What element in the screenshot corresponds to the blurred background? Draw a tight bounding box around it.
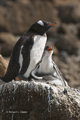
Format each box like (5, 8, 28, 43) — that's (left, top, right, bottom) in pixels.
(0, 0, 80, 89)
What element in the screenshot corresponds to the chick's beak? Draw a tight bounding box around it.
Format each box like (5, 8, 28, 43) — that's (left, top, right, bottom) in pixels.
(48, 47, 53, 52)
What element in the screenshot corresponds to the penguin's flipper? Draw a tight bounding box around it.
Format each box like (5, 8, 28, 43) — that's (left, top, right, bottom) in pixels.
(19, 37, 34, 76)
(31, 65, 43, 80)
(52, 61, 67, 87)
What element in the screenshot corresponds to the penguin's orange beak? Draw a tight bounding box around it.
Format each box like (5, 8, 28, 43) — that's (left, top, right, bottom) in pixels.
(48, 22, 57, 26)
(48, 47, 53, 52)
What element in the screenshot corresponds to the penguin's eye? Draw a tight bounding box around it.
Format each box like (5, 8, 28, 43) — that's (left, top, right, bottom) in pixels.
(37, 20, 44, 26)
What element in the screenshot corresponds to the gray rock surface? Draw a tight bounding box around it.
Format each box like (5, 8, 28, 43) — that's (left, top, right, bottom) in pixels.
(0, 80, 80, 120)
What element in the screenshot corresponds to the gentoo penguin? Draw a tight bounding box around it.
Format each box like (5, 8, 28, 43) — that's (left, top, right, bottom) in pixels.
(0, 20, 57, 82)
(31, 46, 68, 86)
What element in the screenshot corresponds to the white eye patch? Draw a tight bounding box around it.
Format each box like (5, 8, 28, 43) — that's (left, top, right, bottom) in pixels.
(37, 20, 44, 26)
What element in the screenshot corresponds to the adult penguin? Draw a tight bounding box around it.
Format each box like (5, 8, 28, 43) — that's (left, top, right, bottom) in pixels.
(0, 20, 56, 82)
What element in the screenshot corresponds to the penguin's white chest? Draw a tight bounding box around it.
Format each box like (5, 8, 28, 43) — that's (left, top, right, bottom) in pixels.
(38, 58, 53, 75)
(24, 34, 47, 78)
(31, 35, 47, 63)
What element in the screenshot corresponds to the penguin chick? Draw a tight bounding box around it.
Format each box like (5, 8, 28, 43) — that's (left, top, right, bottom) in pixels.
(31, 46, 68, 87)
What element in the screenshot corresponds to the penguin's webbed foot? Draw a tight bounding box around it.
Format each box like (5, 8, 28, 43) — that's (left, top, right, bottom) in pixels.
(15, 75, 27, 81)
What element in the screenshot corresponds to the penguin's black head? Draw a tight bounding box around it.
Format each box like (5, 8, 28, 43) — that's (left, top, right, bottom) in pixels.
(29, 20, 57, 35)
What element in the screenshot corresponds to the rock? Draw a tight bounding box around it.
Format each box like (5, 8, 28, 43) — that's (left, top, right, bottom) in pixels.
(57, 3, 80, 23)
(0, 80, 80, 120)
(58, 23, 78, 35)
(76, 23, 80, 39)
(0, 54, 8, 77)
(0, 32, 17, 56)
(54, 0, 79, 6)
(72, 4, 80, 23)
(54, 34, 79, 55)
